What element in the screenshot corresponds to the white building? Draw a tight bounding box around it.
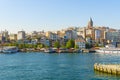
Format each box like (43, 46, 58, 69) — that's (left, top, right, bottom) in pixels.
(0, 30, 8, 42)
(77, 27, 86, 38)
(46, 31, 58, 40)
(17, 31, 26, 40)
(2, 30, 8, 38)
(95, 29, 101, 42)
(105, 31, 120, 43)
(40, 37, 50, 46)
(65, 30, 77, 40)
(75, 37, 86, 49)
(9, 34, 17, 41)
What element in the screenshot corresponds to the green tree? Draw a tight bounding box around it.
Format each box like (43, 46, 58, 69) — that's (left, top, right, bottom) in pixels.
(61, 44, 66, 48)
(45, 45, 49, 48)
(37, 44, 44, 48)
(33, 44, 37, 49)
(74, 45, 79, 49)
(95, 42, 99, 47)
(66, 39, 75, 49)
(18, 44, 24, 49)
(54, 41, 60, 48)
(85, 42, 92, 49)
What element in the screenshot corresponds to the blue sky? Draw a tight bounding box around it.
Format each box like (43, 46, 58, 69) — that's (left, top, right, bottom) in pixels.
(0, 0, 120, 33)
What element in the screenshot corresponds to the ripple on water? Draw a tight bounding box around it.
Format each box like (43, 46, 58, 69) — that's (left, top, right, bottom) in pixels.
(0, 52, 119, 80)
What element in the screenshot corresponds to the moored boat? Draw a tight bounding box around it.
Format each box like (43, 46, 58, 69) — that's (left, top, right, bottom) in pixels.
(44, 48, 56, 53)
(2, 46, 18, 53)
(96, 48, 120, 53)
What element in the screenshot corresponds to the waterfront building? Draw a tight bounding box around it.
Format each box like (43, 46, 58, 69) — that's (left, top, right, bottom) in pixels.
(72, 30, 78, 39)
(94, 27, 109, 45)
(52, 33, 59, 41)
(40, 36, 50, 47)
(43, 40, 50, 47)
(46, 31, 58, 41)
(45, 31, 52, 38)
(2, 30, 8, 40)
(0, 35, 5, 42)
(31, 31, 38, 37)
(95, 29, 101, 43)
(30, 39, 38, 44)
(0, 30, 9, 42)
(17, 30, 26, 40)
(65, 30, 77, 40)
(77, 27, 86, 39)
(65, 30, 73, 39)
(105, 30, 120, 44)
(56, 30, 65, 39)
(75, 36, 86, 49)
(9, 34, 17, 41)
(86, 37, 92, 44)
(56, 30, 68, 46)
(37, 30, 45, 37)
(49, 33, 59, 47)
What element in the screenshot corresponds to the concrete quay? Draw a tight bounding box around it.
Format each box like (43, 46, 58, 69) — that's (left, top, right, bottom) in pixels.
(94, 63, 120, 75)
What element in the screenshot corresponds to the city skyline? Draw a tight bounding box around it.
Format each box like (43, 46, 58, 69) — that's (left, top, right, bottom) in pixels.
(0, 0, 120, 33)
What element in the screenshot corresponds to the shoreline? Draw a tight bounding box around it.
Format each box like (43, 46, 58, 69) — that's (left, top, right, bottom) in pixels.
(19, 48, 96, 53)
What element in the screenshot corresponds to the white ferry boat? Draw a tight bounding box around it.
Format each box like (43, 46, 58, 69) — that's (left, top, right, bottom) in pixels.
(96, 44, 120, 53)
(96, 48, 120, 53)
(2, 46, 18, 53)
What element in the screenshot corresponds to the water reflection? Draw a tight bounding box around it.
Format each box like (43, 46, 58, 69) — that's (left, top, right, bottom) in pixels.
(94, 70, 120, 79)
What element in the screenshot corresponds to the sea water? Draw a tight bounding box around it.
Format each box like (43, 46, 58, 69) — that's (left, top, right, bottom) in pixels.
(0, 52, 120, 80)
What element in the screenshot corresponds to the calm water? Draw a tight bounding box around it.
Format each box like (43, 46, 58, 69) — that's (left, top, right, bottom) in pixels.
(0, 52, 120, 80)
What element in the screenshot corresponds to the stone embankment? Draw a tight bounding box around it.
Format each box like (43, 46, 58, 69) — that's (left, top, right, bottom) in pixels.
(94, 63, 120, 75)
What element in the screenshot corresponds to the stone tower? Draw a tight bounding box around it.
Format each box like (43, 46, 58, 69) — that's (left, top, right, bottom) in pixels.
(88, 18, 93, 28)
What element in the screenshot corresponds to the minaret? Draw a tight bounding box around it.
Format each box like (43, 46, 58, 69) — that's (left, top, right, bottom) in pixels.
(88, 18, 93, 28)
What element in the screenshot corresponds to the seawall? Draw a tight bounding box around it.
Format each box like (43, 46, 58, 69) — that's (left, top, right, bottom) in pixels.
(94, 63, 120, 75)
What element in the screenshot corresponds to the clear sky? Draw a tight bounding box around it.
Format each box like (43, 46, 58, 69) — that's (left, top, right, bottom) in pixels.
(0, 0, 120, 33)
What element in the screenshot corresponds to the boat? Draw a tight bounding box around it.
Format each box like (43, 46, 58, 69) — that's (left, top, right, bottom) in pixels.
(2, 46, 18, 53)
(95, 44, 120, 54)
(95, 48, 120, 53)
(44, 48, 56, 53)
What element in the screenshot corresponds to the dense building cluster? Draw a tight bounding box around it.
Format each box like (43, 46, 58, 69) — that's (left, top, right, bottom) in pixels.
(0, 18, 120, 49)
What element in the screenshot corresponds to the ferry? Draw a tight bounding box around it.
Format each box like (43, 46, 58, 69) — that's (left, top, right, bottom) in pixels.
(2, 46, 18, 53)
(96, 48, 120, 53)
(95, 44, 120, 54)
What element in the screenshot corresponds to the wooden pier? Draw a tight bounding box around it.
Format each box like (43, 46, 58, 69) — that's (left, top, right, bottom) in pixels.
(94, 63, 120, 75)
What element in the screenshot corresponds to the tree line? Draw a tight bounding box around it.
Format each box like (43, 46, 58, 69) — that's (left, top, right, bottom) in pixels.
(1, 39, 93, 49)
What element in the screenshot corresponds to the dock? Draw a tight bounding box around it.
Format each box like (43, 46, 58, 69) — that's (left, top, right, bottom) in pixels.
(94, 63, 120, 75)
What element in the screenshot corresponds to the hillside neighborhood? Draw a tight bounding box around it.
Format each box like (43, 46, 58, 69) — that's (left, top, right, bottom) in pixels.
(0, 18, 120, 52)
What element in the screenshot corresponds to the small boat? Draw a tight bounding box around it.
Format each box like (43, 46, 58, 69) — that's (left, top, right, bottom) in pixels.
(44, 48, 56, 53)
(2, 46, 18, 53)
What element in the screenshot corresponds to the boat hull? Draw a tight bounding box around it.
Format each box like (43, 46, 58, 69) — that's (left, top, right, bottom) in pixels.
(2, 46, 18, 53)
(96, 49, 120, 54)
